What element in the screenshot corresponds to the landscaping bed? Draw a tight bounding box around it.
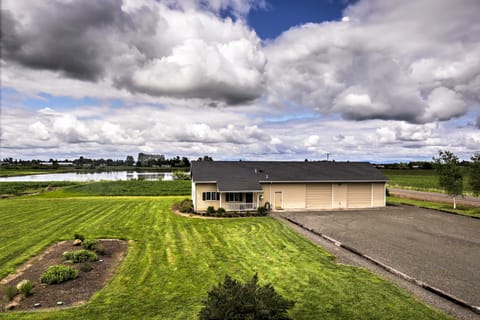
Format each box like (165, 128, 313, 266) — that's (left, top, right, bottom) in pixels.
(0, 239, 127, 312)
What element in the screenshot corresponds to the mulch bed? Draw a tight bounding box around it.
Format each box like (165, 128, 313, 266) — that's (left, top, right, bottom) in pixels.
(0, 239, 128, 312)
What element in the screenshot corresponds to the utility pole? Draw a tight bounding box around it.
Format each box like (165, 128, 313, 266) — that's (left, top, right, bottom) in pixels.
(325, 153, 331, 161)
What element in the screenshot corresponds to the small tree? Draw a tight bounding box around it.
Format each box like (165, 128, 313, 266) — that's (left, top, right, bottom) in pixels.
(433, 150, 463, 208)
(199, 274, 294, 320)
(172, 170, 191, 180)
(470, 153, 480, 196)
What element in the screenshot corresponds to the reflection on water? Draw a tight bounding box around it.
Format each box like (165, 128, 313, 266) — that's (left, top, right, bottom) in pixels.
(0, 171, 174, 182)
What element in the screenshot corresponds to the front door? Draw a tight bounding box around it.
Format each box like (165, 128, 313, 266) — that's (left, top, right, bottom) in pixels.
(245, 192, 253, 203)
(274, 192, 283, 209)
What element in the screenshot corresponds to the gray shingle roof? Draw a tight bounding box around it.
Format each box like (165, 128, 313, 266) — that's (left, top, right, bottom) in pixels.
(191, 161, 388, 192)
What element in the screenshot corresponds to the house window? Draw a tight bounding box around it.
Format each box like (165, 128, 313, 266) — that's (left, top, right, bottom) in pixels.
(226, 193, 243, 202)
(202, 192, 219, 201)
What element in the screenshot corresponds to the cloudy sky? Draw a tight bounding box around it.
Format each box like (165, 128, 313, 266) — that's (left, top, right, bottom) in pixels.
(1, 0, 479, 162)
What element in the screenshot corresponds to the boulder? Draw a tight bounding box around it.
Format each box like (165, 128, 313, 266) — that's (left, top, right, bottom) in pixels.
(73, 239, 82, 246)
(6, 301, 19, 310)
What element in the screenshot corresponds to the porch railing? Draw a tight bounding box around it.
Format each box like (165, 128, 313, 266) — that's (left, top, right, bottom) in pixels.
(224, 203, 257, 211)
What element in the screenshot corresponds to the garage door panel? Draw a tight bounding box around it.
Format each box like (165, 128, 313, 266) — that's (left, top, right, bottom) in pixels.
(306, 184, 332, 209)
(347, 183, 371, 208)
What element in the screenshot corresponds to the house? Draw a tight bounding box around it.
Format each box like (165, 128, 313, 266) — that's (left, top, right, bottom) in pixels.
(191, 161, 388, 212)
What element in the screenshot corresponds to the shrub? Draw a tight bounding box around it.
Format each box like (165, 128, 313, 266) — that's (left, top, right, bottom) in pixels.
(80, 263, 93, 273)
(198, 273, 295, 320)
(73, 233, 85, 241)
(40, 265, 78, 284)
(257, 206, 268, 216)
(16, 279, 33, 297)
(82, 239, 99, 251)
(206, 206, 216, 215)
(216, 207, 226, 216)
(63, 249, 98, 263)
(6, 286, 17, 301)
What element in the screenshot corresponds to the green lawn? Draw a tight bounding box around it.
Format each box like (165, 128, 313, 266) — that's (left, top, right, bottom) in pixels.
(0, 196, 450, 319)
(381, 169, 473, 194)
(387, 196, 480, 218)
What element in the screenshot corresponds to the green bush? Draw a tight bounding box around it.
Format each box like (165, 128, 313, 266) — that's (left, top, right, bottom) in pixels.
(80, 263, 93, 273)
(206, 206, 216, 215)
(216, 207, 226, 216)
(63, 249, 98, 263)
(40, 265, 78, 284)
(16, 279, 33, 297)
(82, 239, 99, 251)
(179, 199, 194, 213)
(257, 206, 268, 216)
(6, 286, 17, 301)
(199, 273, 295, 320)
(73, 233, 85, 241)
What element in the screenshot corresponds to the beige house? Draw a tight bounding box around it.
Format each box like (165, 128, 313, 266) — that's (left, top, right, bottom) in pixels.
(191, 161, 388, 212)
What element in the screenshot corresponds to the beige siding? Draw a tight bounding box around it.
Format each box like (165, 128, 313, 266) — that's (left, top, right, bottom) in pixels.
(332, 184, 347, 208)
(347, 183, 372, 208)
(306, 184, 332, 209)
(372, 183, 385, 207)
(259, 183, 306, 209)
(195, 183, 219, 211)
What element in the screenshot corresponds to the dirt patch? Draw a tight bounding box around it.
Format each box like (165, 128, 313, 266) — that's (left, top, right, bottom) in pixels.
(0, 239, 128, 312)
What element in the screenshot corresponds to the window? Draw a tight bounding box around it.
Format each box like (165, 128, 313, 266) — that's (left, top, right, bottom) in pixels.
(226, 193, 243, 202)
(202, 192, 219, 201)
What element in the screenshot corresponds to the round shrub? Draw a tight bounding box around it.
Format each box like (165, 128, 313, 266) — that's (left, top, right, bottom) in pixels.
(40, 265, 78, 284)
(206, 206, 216, 215)
(216, 207, 226, 216)
(63, 249, 98, 263)
(16, 279, 33, 297)
(73, 233, 85, 241)
(6, 286, 17, 301)
(82, 239, 99, 251)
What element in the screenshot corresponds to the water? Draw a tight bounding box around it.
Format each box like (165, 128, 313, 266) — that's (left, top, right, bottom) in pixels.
(0, 171, 174, 182)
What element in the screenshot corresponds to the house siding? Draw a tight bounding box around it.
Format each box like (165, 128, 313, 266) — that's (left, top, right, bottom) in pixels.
(195, 183, 219, 211)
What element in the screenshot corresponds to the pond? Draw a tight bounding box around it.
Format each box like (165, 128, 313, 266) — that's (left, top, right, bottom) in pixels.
(0, 171, 174, 182)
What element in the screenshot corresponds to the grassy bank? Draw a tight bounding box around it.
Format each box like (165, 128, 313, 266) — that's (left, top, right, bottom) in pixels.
(0, 180, 191, 197)
(381, 169, 473, 194)
(0, 196, 450, 319)
(387, 196, 480, 218)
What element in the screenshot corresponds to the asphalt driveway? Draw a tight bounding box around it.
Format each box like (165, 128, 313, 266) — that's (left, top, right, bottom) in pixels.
(281, 205, 480, 307)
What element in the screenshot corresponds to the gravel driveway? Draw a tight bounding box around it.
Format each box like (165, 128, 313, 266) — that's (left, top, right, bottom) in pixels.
(281, 205, 480, 307)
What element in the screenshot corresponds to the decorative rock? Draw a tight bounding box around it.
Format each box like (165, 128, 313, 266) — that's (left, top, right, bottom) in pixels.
(6, 301, 19, 310)
(33, 303, 41, 308)
(73, 239, 82, 246)
(57, 301, 63, 305)
(99, 259, 104, 262)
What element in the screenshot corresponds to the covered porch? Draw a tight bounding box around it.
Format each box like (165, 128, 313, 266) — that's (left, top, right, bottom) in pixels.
(220, 192, 263, 211)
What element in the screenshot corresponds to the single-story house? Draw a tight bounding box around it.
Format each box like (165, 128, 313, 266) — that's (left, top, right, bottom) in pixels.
(191, 161, 388, 212)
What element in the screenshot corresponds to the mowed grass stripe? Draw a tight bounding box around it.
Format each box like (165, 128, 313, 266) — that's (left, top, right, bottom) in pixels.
(0, 197, 451, 320)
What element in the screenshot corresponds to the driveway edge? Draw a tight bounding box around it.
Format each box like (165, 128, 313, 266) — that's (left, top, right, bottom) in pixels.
(280, 214, 480, 315)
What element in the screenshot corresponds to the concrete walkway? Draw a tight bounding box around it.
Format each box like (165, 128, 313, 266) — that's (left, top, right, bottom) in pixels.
(390, 188, 480, 207)
(280, 206, 480, 309)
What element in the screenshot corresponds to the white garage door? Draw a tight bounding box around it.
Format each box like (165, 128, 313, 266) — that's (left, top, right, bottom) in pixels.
(306, 184, 332, 209)
(347, 183, 371, 208)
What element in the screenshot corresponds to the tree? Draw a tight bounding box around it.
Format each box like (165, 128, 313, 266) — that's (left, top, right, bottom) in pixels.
(125, 156, 135, 167)
(469, 153, 480, 196)
(172, 170, 190, 180)
(433, 150, 463, 208)
(198, 274, 294, 320)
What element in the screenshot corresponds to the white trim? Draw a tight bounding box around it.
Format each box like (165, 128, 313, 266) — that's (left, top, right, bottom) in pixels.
(259, 180, 387, 183)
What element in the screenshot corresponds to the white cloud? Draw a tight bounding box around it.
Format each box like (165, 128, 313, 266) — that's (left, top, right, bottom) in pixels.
(264, 0, 480, 123)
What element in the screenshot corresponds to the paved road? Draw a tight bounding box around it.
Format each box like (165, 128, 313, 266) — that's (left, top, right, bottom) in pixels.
(281, 206, 480, 307)
(390, 188, 480, 207)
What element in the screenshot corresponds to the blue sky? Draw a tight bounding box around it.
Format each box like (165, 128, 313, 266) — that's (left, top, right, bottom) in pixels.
(1, 0, 479, 162)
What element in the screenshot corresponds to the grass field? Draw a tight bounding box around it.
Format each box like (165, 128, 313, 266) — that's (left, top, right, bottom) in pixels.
(0, 180, 191, 197)
(387, 196, 480, 218)
(0, 195, 450, 319)
(381, 169, 473, 194)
